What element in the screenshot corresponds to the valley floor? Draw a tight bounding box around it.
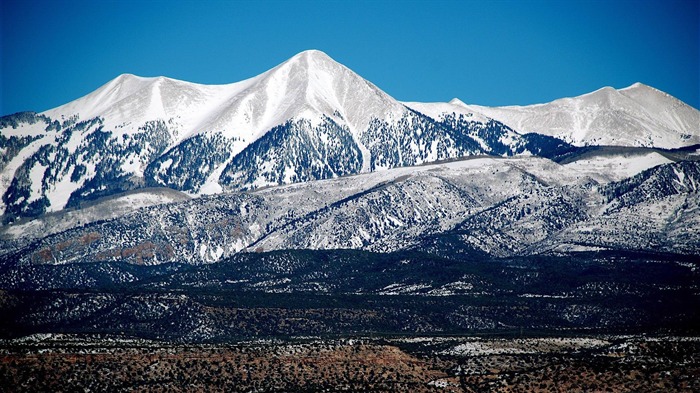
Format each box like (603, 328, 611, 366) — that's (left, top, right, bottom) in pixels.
(1, 251, 698, 391)
(1, 335, 698, 392)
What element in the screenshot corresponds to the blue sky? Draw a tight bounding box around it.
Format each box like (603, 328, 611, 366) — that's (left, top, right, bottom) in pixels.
(2, 0, 698, 115)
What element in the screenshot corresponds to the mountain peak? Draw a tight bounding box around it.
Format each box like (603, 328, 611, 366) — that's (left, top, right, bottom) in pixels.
(584, 85, 616, 97)
(113, 72, 145, 81)
(294, 49, 332, 60)
(283, 49, 338, 72)
(621, 82, 649, 91)
(618, 82, 668, 99)
(232, 48, 402, 135)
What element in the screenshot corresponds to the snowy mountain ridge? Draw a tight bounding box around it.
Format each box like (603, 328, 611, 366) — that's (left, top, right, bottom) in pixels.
(435, 82, 700, 148)
(0, 50, 539, 222)
(1, 50, 698, 223)
(39, 50, 403, 160)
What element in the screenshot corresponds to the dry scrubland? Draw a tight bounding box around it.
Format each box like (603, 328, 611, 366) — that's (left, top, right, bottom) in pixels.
(1, 335, 698, 392)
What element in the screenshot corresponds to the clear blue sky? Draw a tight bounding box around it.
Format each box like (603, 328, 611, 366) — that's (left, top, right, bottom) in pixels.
(2, 0, 698, 116)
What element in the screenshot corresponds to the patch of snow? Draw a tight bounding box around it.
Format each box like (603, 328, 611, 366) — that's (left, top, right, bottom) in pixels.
(378, 283, 431, 295)
(564, 152, 672, 182)
(44, 170, 82, 213)
(0, 135, 51, 209)
(26, 163, 47, 204)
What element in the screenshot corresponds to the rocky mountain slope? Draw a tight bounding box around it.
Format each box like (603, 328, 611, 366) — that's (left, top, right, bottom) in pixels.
(2, 154, 697, 267)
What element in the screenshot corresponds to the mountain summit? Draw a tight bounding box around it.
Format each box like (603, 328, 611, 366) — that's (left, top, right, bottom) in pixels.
(216, 49, 405, 138)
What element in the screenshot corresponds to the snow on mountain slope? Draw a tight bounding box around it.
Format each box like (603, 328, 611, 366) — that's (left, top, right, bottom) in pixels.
(109, 51, 538, 194)
(0, 188, 190, 256)
(29, 50, 406, 188)
(1, 156, 563, 265)
(197, 50, 406, 148)
(42, 74, 244, 143)
(402, 99, 549, 157)
(548, 160, 700, 255)
(34, 50, 397, 143)
(453, 83, 700, 148)
(563, 151, 673, 182)
(251, 157, 579, 253)
(6, 156, 698, 266)
(403, 99, 491, 123)
(617, 83, 700, 136)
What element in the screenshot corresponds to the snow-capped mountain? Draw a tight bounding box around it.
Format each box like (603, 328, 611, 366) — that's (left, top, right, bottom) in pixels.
(438, 83, 700, 148)
(2, 51, 698, 224)
(3, 49, 699, 349)
(0, 50, 554, 223)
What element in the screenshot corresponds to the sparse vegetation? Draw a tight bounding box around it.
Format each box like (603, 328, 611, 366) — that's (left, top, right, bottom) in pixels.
(0, 335, 697, 392)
